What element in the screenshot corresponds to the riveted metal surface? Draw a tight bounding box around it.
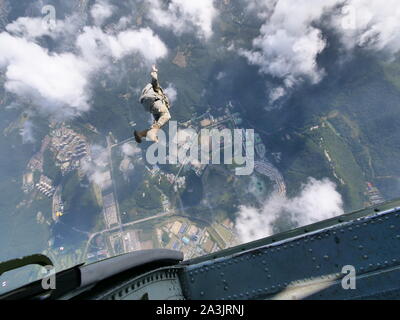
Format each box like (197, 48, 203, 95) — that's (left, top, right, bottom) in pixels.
(303, 264, 400, 300)
(93, 267, 184, 300)
(180, 207, 400, 300)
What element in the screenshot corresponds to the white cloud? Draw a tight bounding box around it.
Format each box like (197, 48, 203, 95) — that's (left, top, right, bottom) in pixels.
(242, 0, 400, 102)
(76, 26, 168, 64)
(5, 14, 82, 41)
(331, 0, 400, 55)
(0, 13, 168, 120)
(0, 32, 92, 117)
(148, 0, 217, 39)
(240, 0, 339, 102)
(245, 0, 277, 19)
(19, 120, 35, 143)
(164, 83, 177, 104)
(91, 0, 115, 26)
(235, 178, 344, 243)
(81, 145, 111, 189)
(269, 86, 286, 103)
(121, 142, 140, 157)
(91, 145, 109, 168)
(115, 17, 130, 31)
(6, 17, 55, 39)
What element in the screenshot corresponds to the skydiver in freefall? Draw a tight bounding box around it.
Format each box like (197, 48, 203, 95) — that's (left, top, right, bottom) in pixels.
(134, 65, 171, 143)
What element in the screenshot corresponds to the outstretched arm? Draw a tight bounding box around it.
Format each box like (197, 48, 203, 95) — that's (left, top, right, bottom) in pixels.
(150, 65, 170, 108)
(151, 65, 162, 92)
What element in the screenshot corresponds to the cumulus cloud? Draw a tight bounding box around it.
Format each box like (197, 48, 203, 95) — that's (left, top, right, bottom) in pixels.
(6, 17, 56, 39)
(121, 142, 141, 157)
(91, 0, 115, 26)
(147, 0, 217, 39)
(91, 145, 109, 168)
(5, 14, 82, 42)
(240, 0, 339, 102)
(76, 26, 168, 64)
(242, 0, 400, 103)
(164, 83, 177, 104)
(235, 178, 344, 243)
(331, 0, 400, 55)
(0, 14, 168, 119)
(81, 145, 111, 189)
(19, 120, 35, 144)
(245, 0, 278, 19)
(0, 32, 92, 117)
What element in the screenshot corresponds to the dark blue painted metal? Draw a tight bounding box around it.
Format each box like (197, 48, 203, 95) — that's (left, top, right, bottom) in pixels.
(180, 207, 400, 300)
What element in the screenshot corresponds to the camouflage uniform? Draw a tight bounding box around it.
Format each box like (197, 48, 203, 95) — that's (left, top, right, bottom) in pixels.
(135, 69, 171, 143)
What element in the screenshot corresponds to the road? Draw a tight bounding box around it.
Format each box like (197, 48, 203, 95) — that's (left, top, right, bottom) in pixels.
(83, 211, 172, 257)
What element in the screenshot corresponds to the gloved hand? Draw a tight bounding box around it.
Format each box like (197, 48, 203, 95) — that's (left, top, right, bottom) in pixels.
(150, 65, 159, 83)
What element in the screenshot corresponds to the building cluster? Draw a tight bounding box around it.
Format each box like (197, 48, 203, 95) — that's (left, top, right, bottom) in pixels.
(201, 233, 221, 254)
(172, 175, 186, 191)
(179, 109, 241, 178)
(197, 106, 268, 172)
(22, 172, 34, 193)
(365, 182, 385, 205)
(199, 112, 231, 130)
(109, 233, 124, 255)
(27, 154, 43, 172)
(36, 175, 55, 197)
(222, 218, 235, 229)
(161, 194, 170, 213)
(86, 228, 156, 263)
(121, 229, 154, 254)
(49, 125, 90, 175)
(161, 220, 200, 252)
(254, 160, 287, 196)
(121, 230, 141, 253)
(103, 193, 119, 229)
(159, 219, 221, 259)
(147, 165, 160, 177)
(52, 186, 65, 221)
(23, 136, 52, 193)
(144, 164, 186, 193)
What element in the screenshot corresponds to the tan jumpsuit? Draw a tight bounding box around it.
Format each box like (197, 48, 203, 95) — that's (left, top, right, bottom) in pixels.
(139, 71, 171, 130)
